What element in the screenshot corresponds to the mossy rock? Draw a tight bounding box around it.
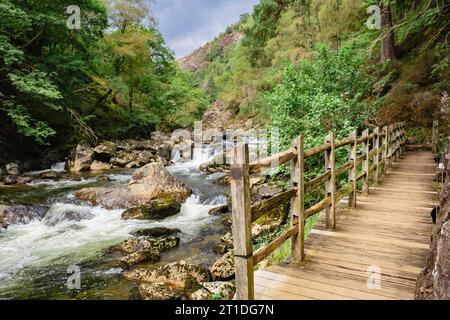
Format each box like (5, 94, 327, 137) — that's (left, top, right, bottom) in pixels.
(122, 199, 181, 220)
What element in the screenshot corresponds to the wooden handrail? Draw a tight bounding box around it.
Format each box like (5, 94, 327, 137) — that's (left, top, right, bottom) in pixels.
(230, 122, 407, 300)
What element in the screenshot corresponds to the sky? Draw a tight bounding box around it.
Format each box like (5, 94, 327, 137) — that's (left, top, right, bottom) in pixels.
(151, 0, 260, 58)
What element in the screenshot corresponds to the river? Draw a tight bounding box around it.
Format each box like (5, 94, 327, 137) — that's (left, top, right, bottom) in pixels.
(0, 147, 229, 299)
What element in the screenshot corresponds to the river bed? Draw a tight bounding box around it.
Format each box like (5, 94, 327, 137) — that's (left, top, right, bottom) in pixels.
(0, 152, 229, 299)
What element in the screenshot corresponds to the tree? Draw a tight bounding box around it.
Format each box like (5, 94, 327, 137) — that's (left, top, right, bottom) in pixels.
(380, 1, 396, 62)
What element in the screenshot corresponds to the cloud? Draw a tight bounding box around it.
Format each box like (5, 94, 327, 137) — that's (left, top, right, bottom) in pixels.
(151, 0, 259, 58)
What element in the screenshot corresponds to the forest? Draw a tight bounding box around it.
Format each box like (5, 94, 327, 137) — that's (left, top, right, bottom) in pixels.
(0, 0, 449, 302)
(1, 0, 449, 168)
(0, 0, 207, 168)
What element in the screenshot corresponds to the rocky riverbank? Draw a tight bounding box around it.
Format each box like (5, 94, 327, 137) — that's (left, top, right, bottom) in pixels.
(0, 130, 291, 300)
(415, 140, 450, 300)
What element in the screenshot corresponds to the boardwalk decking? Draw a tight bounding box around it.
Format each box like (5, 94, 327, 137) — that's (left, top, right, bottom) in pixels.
(254, 150, 436, 300)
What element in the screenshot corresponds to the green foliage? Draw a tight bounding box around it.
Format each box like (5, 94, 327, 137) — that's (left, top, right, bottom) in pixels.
(0, 0, 208, 162)
(0, 0, 107, 148)
(266, 41, 374, 149)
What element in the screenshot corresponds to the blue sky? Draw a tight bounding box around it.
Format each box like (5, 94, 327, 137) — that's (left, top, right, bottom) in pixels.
(151, 0, 259, 58)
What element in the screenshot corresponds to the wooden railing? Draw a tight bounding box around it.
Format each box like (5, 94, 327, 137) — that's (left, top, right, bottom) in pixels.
(230, 122, 407, 300)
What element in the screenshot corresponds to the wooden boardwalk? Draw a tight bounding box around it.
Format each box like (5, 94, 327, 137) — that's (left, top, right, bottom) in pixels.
(254, 150, 435, 300)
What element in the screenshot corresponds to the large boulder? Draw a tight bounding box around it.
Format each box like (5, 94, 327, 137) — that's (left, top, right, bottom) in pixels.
(90, 160, 113, 171)
(122, 199, 181, 220)
(123, 260, 212, 289)
(93, 141, 116, 162)
(191, 281, 236, 300)
(5, 162, 20, 175)
(131, 227, 181, 238)
(111, 236, 180, 255)
(110, 236, 180, 268)
(67, 143, 94, 172)
(3, 176, 18, 185)
(76, 162, 192, 209)
(0, 205, 47, 229)
(210, 251, 235, 281)
(139, 282, 186, 300)
(208, 205, 229, 216)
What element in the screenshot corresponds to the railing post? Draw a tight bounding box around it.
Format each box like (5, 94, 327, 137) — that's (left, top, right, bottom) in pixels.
(432, 119, 439, 154)
(325, 132, 336, 229)
(382, 126, 388, 176)
(230, 143, 254, 300)
(399, 122, 405, 156)
(362, 129, 370, 195)
(348, 130, 357, 207)
(394, 124, 400, 162)
(387, 125, 393, 170)
(291, 136, 305, 262)
(374, 127, 380, 185)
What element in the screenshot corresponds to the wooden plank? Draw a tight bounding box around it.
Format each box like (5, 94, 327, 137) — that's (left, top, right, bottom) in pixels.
(325, 132, 336, 229)
(305, 196, 332, 218)
(348, 130, 357, 207)
(251, 189, 296, 222)
(305, 171, 331, 193)
(373, 127, 381, 185)
(304, 142, 331, 159)
(249, 148, 296, 174)
(291, 136, 305, 262)
(255, 274, 356, 300)
(268, 265, 412, 300)
(230, 144, 254, 300)
(335, 160, 353, 176)
(362, 129, 370, 195)
(257, 270, 398, 300)
(253, 149, 434, 301)
(253, 225, 298, 264)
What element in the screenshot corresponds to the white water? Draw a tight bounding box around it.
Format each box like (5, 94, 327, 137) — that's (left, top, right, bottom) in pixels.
(0, 151, 226, 296)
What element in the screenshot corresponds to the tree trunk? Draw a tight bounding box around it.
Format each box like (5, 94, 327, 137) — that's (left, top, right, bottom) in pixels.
(380, 3, 396, 63)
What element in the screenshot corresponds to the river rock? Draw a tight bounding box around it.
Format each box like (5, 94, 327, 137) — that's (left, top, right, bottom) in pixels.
(90, 160, 113, 171)
(6, 162, 20, 175)
(123, 260, 212, 289)
(3, 176, 18, 185)
(93, 141, 116, 162)
(68, 143, 94, 172)
(210, 252, 235, 281)
(111, 236, 180, 268)
(208, 205, 229, 216)
(190, 281, 236, 300)
(110, 156, 130, 168)
(111, 236, 180, 255)
(189, 288, 210, 300)
(0, 205, 47, 229)
(139, 282, 185, 300)
(131, 227, 181, 238)
(120, 248, 161, 267)
(76, 162, 192, 209)
(122, 199, 181, 220)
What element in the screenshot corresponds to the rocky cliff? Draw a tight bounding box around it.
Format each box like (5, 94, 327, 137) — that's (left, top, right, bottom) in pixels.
(415, 137, 450, 299)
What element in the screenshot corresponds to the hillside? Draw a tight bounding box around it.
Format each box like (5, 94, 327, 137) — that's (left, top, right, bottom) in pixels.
(179, 0, 449, 147)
